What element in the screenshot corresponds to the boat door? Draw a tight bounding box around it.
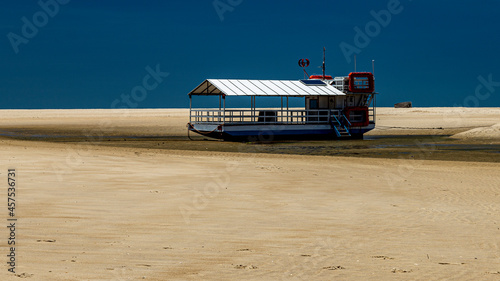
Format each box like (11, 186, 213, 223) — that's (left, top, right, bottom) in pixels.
(346, 95, 355, 107)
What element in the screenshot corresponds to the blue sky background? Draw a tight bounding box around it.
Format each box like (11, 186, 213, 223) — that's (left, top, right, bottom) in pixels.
(1, 0, 499, 109)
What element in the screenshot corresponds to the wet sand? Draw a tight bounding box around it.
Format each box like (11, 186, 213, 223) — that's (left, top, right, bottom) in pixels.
(0, 108, 499, 280)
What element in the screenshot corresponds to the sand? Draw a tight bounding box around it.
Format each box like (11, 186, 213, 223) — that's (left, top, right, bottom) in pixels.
(372, 107, 500, 137)
(0, 108, 499, 280)
(451, 123, 500, 140)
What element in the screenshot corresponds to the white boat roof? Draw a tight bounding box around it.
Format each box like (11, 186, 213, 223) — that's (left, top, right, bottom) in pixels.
(188, 79, 346, 96)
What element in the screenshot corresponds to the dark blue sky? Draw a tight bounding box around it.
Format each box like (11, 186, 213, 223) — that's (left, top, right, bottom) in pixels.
(1, 0, 500, 109)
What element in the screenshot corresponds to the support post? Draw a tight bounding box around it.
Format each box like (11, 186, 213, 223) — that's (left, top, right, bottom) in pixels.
(281, 97, 283, 123)
(251, 96, 254, 123)
(189, 95, 192, 123)
(223, 95, 226, 125)
(252, 96, 256, 123)
(286, 97, 289, 123)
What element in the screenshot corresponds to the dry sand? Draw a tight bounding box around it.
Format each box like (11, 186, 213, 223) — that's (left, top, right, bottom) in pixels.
(371, 107, 500, 137)
(0, 108, 499, 280)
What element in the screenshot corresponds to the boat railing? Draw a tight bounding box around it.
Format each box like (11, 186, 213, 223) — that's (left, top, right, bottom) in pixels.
(368, 93, 376, 124)
(190, 109, 346, 125)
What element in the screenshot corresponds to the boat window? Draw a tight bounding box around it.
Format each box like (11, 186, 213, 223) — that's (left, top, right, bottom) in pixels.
(310, 99, 318, 109)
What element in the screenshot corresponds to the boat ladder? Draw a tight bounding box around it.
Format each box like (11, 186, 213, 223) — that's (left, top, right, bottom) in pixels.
(330, 114, 351, 137)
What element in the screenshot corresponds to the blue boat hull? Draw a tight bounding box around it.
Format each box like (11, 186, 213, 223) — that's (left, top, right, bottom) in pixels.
(188, 123, 375, 141)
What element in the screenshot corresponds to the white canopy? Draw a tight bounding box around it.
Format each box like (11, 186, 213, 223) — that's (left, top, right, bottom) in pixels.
(188, 79, 345, 96)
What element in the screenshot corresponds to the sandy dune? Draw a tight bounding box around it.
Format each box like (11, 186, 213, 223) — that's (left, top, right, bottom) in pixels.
(0, 108, 499, 280)
(371, 107, 500, 137)
(451, 123, 500, 140)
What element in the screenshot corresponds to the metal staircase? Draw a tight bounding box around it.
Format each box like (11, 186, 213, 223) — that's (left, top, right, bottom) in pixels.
(358, 94, 373, 106)
(330, 114, 351, 137)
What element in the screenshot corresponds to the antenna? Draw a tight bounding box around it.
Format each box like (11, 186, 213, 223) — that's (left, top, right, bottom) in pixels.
(322, 47, 326, 79)
(372, 60, 375, 75)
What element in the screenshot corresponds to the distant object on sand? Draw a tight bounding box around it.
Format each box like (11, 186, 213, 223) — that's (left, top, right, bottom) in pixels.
(394, 101, 412, 108)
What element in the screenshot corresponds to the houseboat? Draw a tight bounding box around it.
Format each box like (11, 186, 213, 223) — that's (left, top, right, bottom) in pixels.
(187, 71, 377, 141)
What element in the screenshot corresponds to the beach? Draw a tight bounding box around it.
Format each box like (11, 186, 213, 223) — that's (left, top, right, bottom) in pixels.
(0, 107, 499, 280)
